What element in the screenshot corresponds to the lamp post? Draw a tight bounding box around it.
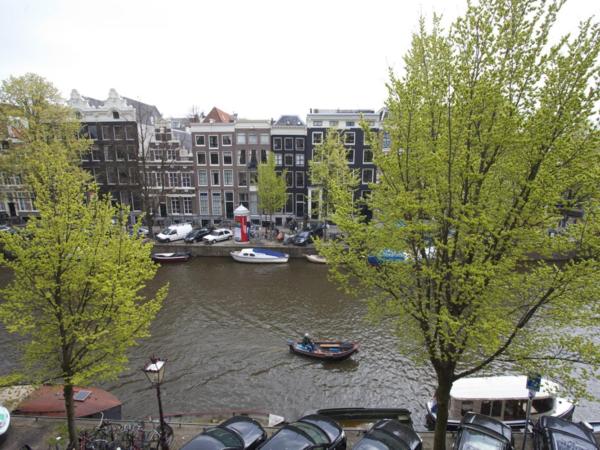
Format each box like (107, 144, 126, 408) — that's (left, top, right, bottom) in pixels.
(142, 356, 169, 450)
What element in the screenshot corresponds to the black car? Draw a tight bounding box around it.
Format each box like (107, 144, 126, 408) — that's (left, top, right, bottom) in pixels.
(292, 231, 313, 246)
(453, 412, 513, 450)
(180, 416, 267, 450)
(258, 414, 346, 450)
(185, 226, 214, 243)
(354, 419, 422, 450)
(534, 416, 599, 450)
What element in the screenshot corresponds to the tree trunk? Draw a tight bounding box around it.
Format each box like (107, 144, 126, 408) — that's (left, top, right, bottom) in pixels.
(63, 383, 77, 449)
(433, 372, 453, 450)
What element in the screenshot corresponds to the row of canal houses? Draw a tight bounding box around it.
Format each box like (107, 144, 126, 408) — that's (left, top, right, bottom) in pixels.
(1, 88, 390, 228)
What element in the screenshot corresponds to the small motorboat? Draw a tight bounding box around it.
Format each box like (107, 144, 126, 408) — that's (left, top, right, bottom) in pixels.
(13, 385, 122, 419)
(425, 375, 574, 430)
(287, 339, 359, 361)
(230, 248, 289, 263)
(151, 252, 192, 263)
(367, 249, 408, 266)
(305, 254, 327, 264)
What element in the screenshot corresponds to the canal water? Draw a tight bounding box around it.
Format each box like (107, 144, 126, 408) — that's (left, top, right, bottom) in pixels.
(0, 258, 598, 429)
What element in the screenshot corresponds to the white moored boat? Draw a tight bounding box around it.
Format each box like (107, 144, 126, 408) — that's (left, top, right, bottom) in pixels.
(426, 375, 574, 429)
(305, 254, 327, 264)
(230, 248, 289, 263)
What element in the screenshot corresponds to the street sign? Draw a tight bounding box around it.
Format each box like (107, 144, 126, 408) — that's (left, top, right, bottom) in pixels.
(526, 373, 542, 392)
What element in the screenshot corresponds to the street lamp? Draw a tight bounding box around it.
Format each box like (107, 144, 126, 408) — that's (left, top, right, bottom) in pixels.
(142, 356, 169, 450)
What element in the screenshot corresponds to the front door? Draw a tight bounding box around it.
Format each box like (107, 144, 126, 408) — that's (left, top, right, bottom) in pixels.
(8, 202, 16, 217)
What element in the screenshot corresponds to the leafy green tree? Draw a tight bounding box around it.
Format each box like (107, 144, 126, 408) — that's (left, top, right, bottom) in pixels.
(319, 2, 600, 449)
(257, 152, 287, 232)
(0, 73, 87, 158)
(0, 143, 167, 448)
(308, 129, 359, 226)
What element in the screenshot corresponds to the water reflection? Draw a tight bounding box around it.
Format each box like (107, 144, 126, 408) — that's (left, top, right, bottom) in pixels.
(0, 258, 598, 428)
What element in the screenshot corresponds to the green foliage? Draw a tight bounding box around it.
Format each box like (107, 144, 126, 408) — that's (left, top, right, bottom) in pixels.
(0, 144, 167, 385)
(0, 73, 88, 168)
(309, 129, 359, 220)
(318, 2, 600, 448)
(257, 152, 287, 220)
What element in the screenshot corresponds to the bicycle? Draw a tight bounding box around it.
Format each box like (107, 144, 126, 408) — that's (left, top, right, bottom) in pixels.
(120, 421, 173, 450)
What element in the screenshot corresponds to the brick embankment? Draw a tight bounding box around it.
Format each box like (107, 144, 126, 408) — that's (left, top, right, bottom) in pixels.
(1, 416, 552, 449)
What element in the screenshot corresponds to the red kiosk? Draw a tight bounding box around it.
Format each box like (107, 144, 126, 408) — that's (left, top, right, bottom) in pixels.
(234, 204, 250, 243)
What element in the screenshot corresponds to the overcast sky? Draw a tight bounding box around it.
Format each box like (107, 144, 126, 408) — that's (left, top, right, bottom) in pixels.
(1, 0, 597, 120)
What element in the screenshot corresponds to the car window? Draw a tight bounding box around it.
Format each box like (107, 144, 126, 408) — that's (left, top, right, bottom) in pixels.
(204, 427, 243, 447)
(160, 228, 170, 235)
(260, 428, 313, 449)
(551, 434, 597, 450)
(294, 422, 329, 446)
(460, 429, 505, 450)
(354, 436, 393, 450)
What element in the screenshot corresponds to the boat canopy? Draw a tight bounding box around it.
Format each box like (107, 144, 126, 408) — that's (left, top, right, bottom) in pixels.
(451, 376, 557, 400)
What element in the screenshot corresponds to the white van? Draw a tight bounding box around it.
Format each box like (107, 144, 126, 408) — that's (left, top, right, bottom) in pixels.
(156, 223, 193, 243)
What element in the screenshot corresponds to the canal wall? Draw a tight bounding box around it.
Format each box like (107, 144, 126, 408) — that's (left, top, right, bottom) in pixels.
(2, 415, 562, 450)
(153, 240, 317, 258)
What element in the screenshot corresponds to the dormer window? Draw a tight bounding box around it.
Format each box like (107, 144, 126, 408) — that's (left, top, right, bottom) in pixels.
(112, 111, 120, 119)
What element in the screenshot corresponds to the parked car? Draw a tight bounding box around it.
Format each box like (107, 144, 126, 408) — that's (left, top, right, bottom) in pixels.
(185, 226, 214, 243)
(258, 414, 346, 450)
(156, 223, 193, 242)
(354, 419, 422, 450)
(534, 416, 599, 450)
(128, 225, 149, 237)
(180, 416, 267, 450)
(307, 222, 328, 238)
(453, 412, 513, 450)
(203, 228, 233, 244)
(292, 231, 313, 246)
(0, 225, 16, 234)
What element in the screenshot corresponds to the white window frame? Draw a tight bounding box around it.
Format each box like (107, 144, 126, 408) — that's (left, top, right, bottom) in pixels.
(284, 137, 294, 151)
(210, 152, 219, 166)
(199, 192, 209, 215)
(237, 133, 246, 144)
(295, 138, 304, 150)
(347, 148, 355, 164)
(181, 172, 192, 187)
(273, 137, 282, 150)
(170, 197, 181, 214)
(222, 135, 232, 146)
(197, 151, 207, 165)
(208, 135, 219, 149)
(183, 197, 193, 215)
(237, 149, 246, 166)
(248, 134, 258, 145)
(275, 153, 282, 166)
(362, 168, 375, 184)
(344, 131, 356, 145)
(211, 170, 220, 186)
(295, 171, 305, 188)
(295, 154, 305, 166)
(222, 151, 233, 165)
(212, 192, 222, 216)
(197, 169, 208, 186)
(312, 132, 323, 145)
(223, 169, 234, 186)
(195, 135, 206, 146)
(260, 133, 269, 145)
(363, 148, 374, 164)
(284, 154, 293, 167)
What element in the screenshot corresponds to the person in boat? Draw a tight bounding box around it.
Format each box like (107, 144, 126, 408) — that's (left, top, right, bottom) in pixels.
(302, 333, 315, 351)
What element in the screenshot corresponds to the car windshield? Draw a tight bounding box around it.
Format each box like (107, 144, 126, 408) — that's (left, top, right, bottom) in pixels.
(354, 436, 395, 450)
(203, 428, 243, 447)
(260, 428, 313, 449)
(159, 228, 171, 235)
(552, 433, 597, 450)
(461, 429, 505, 450)
(294, 422, 329, 446)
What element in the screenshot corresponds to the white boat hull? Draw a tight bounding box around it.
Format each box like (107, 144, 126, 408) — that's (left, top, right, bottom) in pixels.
(230, 251, 288, 263)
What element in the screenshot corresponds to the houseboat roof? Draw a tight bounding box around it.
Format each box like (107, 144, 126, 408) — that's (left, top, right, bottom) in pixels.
(451, 376, 558, 400)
